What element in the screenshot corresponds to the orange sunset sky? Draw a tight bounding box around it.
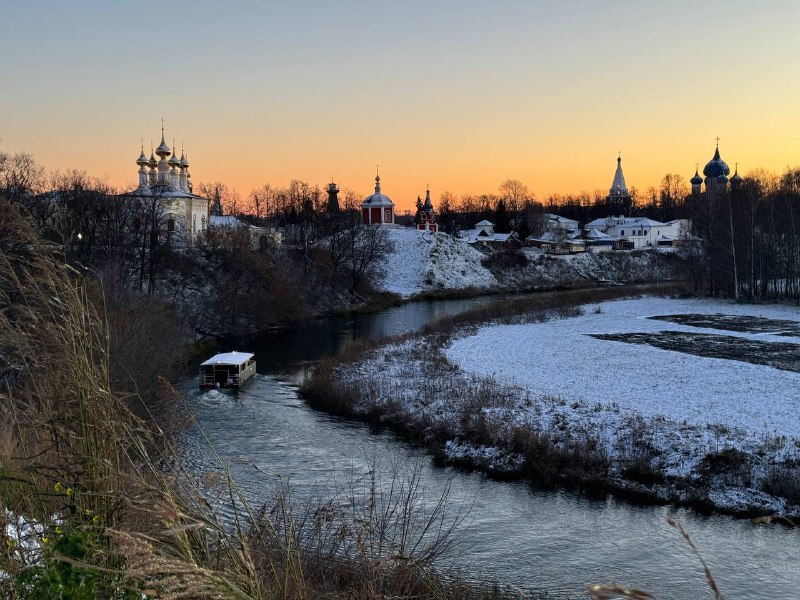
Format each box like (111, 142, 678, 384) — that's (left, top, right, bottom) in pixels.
(2, 1, 800, 212)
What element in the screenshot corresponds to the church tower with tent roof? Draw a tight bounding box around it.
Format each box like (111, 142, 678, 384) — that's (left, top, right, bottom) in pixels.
(417, 186, 438, 232)
(605, 153, 633, 216)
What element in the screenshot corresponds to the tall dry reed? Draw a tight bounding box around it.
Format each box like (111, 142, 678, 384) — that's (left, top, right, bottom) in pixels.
(0, 197, 531, 599)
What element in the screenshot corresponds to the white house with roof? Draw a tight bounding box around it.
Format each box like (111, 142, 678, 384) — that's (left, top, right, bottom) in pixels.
(207, 214, 280, 248)
(459, 220, 521, 247)
(543, 213, 579, 232)
(584, 216, 690, 249)
(121, 123, 209, 247)
(459, 220, 493, 243)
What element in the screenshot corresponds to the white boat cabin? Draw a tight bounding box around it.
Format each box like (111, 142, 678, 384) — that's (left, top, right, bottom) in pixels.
(199, 351, 256, 389)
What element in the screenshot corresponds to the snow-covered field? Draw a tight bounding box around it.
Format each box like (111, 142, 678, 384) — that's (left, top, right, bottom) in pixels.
(445, 297, 800, 440)
(329, 295, 800, 515)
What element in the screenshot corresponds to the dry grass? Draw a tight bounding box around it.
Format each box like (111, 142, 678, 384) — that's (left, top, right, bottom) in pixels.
(0, 197, 532, 599)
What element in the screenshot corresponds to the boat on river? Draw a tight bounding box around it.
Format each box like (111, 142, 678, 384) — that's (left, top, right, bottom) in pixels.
(199, 351, 256, 389)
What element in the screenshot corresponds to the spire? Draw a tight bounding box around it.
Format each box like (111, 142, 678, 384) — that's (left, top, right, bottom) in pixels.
(422, 185, 433, 211)
(374, 164, 381, 194)
(609, 153, 628, 196)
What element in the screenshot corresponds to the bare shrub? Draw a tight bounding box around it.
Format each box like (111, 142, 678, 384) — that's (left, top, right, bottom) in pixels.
(760, 464, 800, 507)
(250, 454, 472, 598)
(481, 248, 528, 270)
(697, 448, 752, 488)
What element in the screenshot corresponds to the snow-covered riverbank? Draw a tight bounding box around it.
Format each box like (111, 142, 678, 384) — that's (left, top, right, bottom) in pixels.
(308, 295, 800, 517)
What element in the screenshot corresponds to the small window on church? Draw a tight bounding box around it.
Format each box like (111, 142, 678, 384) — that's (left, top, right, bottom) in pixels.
(167, 218, 175, 232)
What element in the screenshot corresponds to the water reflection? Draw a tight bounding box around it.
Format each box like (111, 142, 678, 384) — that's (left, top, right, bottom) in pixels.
(241, 295, 505, 376)
(182, 294, 800, 599)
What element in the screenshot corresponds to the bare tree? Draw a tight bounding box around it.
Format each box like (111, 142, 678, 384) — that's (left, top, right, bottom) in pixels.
(659, 174, 688, 221)
(323, 214, 392, 293)
(127, 186, 174, 294)
(498, 179, 530, 218)
(196, 181, 229, 215)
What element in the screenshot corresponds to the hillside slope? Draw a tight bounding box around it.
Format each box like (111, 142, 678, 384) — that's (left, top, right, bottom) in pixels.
(379, 228, 683, 298)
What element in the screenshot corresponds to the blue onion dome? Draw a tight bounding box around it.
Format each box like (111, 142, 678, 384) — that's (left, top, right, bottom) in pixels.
(703, 145, 731, 178)
(690, 167, 703, 185)
(730, 164, 742, 184)
(148, 150, 157, 169)
(180, 151, 189, 168)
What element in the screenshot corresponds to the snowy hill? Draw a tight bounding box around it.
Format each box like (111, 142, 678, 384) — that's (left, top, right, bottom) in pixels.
(380, 228, 497, 297)
(378, 228, 682, 298)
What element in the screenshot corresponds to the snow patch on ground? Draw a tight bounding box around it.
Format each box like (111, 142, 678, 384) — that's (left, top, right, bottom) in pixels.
(380, 228, 496, 297)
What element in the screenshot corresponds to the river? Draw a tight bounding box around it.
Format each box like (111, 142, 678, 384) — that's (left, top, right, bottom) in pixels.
(180, 294, 800, 599)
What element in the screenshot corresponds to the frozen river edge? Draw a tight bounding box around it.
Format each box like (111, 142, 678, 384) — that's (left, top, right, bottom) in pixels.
(303, 295, 800, 519)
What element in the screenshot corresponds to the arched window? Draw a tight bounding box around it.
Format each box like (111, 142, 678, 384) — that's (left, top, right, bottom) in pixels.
(167, 218, 175, 232)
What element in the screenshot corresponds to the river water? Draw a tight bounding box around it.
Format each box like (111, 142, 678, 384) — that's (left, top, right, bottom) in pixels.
(181, 294, 800, 599)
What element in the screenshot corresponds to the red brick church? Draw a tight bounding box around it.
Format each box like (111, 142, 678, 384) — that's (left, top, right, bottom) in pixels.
(417, 187, 437, 232)
(360, 173, 395, 225)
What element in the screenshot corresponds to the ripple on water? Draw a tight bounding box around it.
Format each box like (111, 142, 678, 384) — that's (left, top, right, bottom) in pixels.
(179, 308, 800, 600)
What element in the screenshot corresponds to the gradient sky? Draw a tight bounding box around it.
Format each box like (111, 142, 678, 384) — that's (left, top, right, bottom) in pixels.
(2, 1, 799, 211)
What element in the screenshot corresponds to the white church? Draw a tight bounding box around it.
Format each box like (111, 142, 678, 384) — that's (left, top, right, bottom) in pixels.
(585, 155, 690, 249)
(122, 124, 209, 247)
